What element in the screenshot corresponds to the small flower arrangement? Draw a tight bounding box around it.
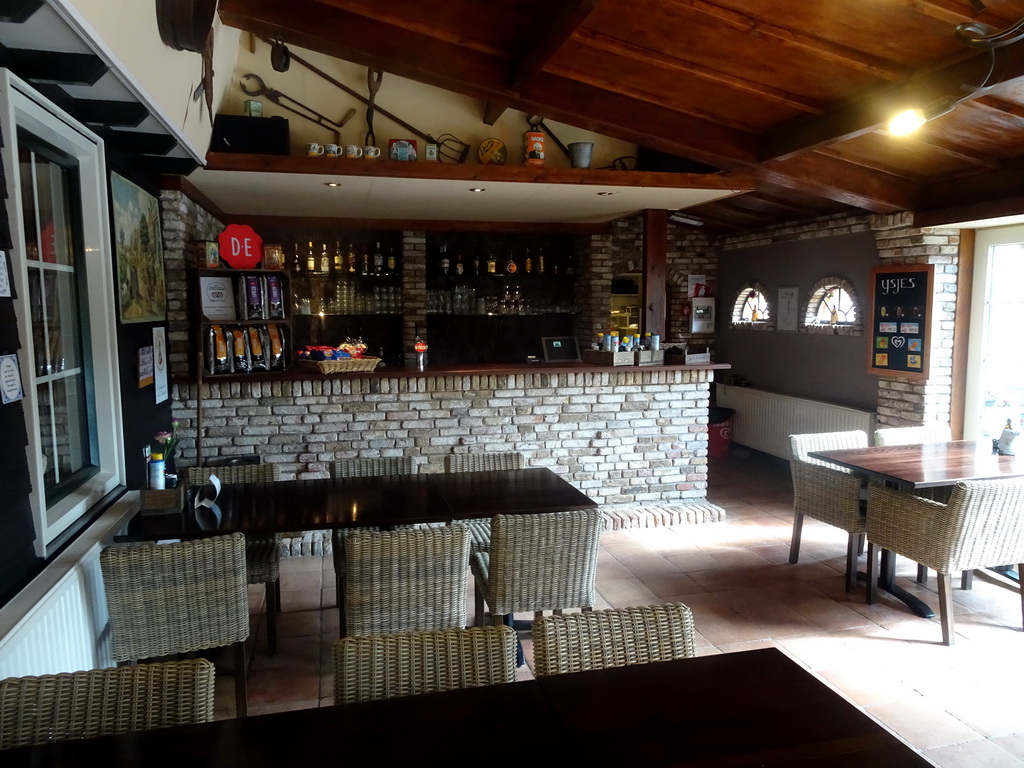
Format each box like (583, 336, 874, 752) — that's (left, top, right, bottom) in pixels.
(153, 420, 180, 461)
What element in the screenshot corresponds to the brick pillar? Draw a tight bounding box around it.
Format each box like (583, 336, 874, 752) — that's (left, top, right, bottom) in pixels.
(871, 213, 960, 427)
(401, 230, 427, 366)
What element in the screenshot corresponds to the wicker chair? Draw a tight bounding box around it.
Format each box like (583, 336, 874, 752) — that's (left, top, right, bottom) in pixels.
(187, 463, 282, 655)
(330, 456, 416, 631)
(342, 526, 470, 637)
(873, 423, 956, 585)
(0, 659, 215, 750)
(532, 603, 697, 677)
(788, 431, 868, 593)
(332, 625, 517, 705)
(444, 451, 525, 555)
(472, 509, 602, 628)
(99, 533, 249, 717)
(873, 423, 952, 447)
(866, 478, 1024, 645)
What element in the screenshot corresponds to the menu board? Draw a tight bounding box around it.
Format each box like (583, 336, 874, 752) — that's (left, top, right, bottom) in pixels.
(867, 264, 933, 380)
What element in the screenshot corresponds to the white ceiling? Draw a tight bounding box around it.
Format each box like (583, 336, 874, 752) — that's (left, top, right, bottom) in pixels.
(184, 166, 745, 224)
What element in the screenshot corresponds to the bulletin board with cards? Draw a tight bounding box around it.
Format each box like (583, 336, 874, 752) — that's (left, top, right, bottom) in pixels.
(867, 264, 933, 380)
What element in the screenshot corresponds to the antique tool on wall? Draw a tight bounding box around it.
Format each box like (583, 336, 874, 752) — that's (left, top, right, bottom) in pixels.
(526, 115, 571, 160)
(240, 73, 356, 144)
(261, 39, 470, 163)
(364, 67, 382, 146)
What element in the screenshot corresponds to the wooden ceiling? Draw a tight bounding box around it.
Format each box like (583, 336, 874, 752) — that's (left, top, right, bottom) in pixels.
(217, 0, 1024, 233)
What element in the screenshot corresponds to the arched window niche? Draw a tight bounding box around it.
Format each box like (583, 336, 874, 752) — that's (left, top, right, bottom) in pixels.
(730, 282, 774, 331)
(803, 277, 863, 336)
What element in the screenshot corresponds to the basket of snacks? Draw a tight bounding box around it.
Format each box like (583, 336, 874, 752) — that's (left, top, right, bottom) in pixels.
(297, 342, 380, 373)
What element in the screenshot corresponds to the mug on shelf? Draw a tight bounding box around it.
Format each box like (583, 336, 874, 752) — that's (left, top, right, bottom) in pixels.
(305, 142, 325, 157)
(363, 145, 381, 159)
(325, 143, 341, 158)
(344, 145, 364, 159)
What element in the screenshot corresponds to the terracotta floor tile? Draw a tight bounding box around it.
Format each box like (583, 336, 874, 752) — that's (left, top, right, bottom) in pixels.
(924, 740, 1024, 768)
(867, 696, 985, 751)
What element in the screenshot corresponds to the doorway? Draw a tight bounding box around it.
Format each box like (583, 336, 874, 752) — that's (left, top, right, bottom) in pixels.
(965, 225, 1024, 441)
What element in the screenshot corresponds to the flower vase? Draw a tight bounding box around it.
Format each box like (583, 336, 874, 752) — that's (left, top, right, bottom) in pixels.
(164, 452, 178, 487)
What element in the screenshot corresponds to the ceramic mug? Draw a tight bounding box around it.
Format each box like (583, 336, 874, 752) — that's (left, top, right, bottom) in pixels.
(344, 145, 364, 159)
(363, 145, 381, 159)
(305, 142, 325, 157)
(324, 143, 340, 158)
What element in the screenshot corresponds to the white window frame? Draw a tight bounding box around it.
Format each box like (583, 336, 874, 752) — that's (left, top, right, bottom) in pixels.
(0, 70, 124, 557)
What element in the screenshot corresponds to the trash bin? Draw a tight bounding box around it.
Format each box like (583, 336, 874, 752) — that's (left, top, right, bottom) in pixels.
(708, 406, 735, 459)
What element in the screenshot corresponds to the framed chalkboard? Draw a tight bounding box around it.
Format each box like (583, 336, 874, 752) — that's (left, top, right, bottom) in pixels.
(867, 264, 933, 380)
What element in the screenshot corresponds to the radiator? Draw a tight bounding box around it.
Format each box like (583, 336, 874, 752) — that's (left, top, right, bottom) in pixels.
(715, 385, 876, 459)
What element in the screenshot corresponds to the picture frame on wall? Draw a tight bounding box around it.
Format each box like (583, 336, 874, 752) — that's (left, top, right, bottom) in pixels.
(112, 172, 166, 324)
(776, 285, 799, 332)
(866, 264, 934, 380)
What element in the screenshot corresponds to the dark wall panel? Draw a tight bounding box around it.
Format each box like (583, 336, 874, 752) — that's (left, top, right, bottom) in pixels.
(714, 231, 878, 412)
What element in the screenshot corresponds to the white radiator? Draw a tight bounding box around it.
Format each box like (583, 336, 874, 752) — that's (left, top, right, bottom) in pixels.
(716, 385, 876, 459)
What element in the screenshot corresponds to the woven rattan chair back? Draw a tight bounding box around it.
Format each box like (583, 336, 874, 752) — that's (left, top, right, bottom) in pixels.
(331, 456, 414, 478)
(186, 462, 282, 655)
(532, 603, 697, 677)
(874, 424, 952, 446)
(100, 533, 249, 716)
(332, 625, 516, 705)
(343, 526, 470, 637)
(444, 452, 524, 473)
(788, 431, 868, 593)
(0, 659, 215, 750)
(477, 509, 602, 619)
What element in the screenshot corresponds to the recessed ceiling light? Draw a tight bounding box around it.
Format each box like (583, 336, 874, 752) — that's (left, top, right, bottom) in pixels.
(469, 187, 486, 193)
(324, 182, 341, 187)
(597, 191, 614, 196)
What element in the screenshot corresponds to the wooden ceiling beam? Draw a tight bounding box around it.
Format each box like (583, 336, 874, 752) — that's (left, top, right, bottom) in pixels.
(482, 102, 508, 126)
(507, 0, 601, 92)
(760, 44, 1024, 162)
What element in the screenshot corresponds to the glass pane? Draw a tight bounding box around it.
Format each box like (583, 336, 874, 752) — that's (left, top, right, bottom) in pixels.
(36, 374, 90, 495)
(43, 270, 82, 373)
(33, 153, 74, 267)
(979, 246, 1024, 438)
(18, 146, 40, 262)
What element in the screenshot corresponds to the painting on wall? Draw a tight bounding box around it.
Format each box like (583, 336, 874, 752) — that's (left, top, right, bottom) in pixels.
(112, 172, 166, 323)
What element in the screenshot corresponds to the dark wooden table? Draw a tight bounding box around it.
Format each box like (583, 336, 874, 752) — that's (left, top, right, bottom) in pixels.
(808, 440, 1024, 490)
(121, 467, 598, 541)
(808, 440, 1024, 617)
(4, 649, 931, 767)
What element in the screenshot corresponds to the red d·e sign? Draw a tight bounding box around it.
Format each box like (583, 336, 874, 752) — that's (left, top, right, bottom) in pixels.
(217, 224, 263, 269)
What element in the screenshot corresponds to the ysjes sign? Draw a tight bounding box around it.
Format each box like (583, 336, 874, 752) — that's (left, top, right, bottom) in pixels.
(217, 224, 263, 269)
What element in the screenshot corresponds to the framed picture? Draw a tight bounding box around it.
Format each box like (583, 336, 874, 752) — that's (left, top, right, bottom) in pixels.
(776, 285, 799, 332)
(866, 264, 933, 380)
(112, 172, 166, 323)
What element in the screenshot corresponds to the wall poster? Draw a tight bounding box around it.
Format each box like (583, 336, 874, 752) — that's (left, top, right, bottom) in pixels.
(867, 264, 933, 380)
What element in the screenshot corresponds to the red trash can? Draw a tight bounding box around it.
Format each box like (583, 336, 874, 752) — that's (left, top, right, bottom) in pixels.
(708, 407, 735, 459)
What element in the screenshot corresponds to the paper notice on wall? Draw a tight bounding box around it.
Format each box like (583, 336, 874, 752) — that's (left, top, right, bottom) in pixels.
(0, 251, 10, 297)
(153, 327, 168, 404)
(0, 354, 24, 404)
(688, 274, 708, 298)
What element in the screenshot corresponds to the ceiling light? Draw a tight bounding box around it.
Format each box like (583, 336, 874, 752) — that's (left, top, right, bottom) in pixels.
(669, 210, 703, 226)
(324, 182, 341, 187)
(887, 108, 927, 136)
(469, 187, 485, 193)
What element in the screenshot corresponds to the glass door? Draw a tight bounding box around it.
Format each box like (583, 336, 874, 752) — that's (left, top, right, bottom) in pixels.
(965, 226, 1024, 442)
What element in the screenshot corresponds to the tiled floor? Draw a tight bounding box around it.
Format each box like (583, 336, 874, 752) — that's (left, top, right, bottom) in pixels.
(216, 449, 1024, 766)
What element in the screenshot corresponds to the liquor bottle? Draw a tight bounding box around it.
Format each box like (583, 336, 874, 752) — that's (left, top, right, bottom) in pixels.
(524, 249, 532, 274)
(319, 242, 330, 274)
(373, 241, 384, 275)
(346, 242, 357, 274)
(386, 246, 396, 275)
(306, 241, 316, 273)
(486, 252, 497, 274)
(455, 252, 464, 276)
(505, 250, 518, 275)
(292, 242, 303, 273)
(333, 241, 344, 273)
(537, 246, 545, 274)
(472, 251, 481, 276)
(565, 253, 574, 275)
(439, 243, 450, 275)
(361, 245, 370, 276)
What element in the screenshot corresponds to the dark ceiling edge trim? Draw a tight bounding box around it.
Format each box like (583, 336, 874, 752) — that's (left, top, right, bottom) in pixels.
(222, 214, 613, 234)
(915, 196, 1024, 228)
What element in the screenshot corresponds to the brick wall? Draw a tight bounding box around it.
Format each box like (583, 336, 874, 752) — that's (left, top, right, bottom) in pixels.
(171, 367, 714, 505)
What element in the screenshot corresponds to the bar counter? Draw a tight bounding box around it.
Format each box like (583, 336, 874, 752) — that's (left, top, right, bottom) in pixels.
(171, 361, 729, 507)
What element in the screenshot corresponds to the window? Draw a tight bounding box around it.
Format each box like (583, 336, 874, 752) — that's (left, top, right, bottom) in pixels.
(803, 277, 862, 336)
(814, 285, 856, 324)
(730, 283, 772, 328)
(2, 72, 123, 556)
